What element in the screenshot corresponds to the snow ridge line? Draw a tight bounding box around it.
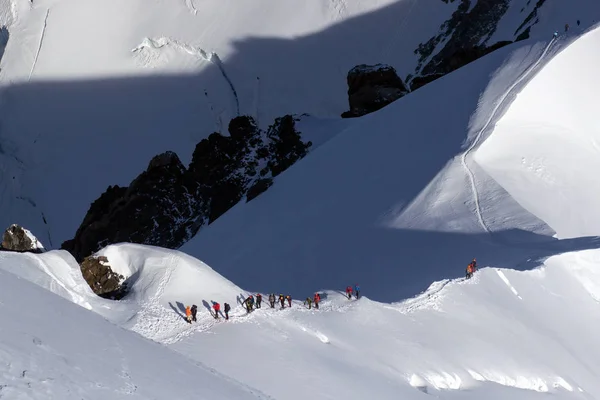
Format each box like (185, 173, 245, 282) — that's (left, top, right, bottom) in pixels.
(29, 253, 92, 309)
(28, 8, 49, 81)
(132, 38, 240, 117)
(460, 37, 556, 233)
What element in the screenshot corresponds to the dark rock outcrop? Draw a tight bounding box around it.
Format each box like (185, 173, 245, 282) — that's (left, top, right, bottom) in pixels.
(408, 0, 514, 90)
(80, 255, 126, 299)
(1, 224, 45, 253)
(62, 151, 205, 262)
(189, 116, 267, 223)
(341, 64, 408, 118)
(63, 114, 312, 262)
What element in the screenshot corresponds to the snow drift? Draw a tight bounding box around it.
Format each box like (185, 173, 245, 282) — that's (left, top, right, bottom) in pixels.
(0, 266, 268, 399)
(2, 242, 600, 399)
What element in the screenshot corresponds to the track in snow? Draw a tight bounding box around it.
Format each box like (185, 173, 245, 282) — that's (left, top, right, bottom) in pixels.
(28, 8, 49, 81)
(460, 37, 557, 233)
(132, 37, 240, 118)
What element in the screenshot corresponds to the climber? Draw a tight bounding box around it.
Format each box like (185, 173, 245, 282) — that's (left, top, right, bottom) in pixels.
(345, 286, 353, 300)
(185, 305, 192, 324)
(224, 303, 231, 320)
(191, 304, 198, 322)
(354, 284, 360, 300)
(213, 302, 221, 319)
(313, 293, 321, 309)
(244, 296, 253, 313)
(466, 259, 477, 280)
(553, 30, 558, 38)
(256, 293, 262, 309)
(304, 296, 313, 309)
(279, 294, 285, 309)
(565, 23, 569, 32)
(269, 293, 276, 308)
(286, 295, 292, 308)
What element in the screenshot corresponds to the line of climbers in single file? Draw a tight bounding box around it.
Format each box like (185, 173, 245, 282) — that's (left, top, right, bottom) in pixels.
(183, 284, 362, 323)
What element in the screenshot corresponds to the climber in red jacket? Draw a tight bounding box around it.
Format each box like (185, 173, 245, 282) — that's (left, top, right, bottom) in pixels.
(212, 302, 221, 319)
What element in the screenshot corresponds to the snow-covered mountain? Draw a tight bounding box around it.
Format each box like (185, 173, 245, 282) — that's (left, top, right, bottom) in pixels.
(1, 1, 600, 399)
(0, 0, 594, 258)
(0, 260, 271, 399)
(182, 22, 600, 303)
(2, 242, 600, 400)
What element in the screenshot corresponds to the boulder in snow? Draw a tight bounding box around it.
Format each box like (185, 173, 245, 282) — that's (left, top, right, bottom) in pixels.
(1, 224, 45, 253)
(80, 255, 126, 299)
(341, 64, 408, 118)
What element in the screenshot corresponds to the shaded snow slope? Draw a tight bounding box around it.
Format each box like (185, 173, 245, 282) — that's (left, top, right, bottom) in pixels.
(0, 0, 597, 251)
(475, 26, 600, 239)
(0, 266, 269, 400)
(182, 32, 600, 302)
(3, 242, 600, 399)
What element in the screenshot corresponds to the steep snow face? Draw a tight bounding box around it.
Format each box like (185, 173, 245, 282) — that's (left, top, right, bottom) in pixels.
(0, 267, 268, 400)
(181, 35, 582, 302)
(2, 243, 600, 399)
(474, 26, 600, 239)
(0, 0, 595, 251)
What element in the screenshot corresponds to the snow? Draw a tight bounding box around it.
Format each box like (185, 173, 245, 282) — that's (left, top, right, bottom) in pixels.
(22, 225, 45, 250)
(0, 266, 269, 400)
(0, 0, 586, 249)
(3, 244, 600, 399)
(0, 1, 600, 399)
(475, 26, 600, 239)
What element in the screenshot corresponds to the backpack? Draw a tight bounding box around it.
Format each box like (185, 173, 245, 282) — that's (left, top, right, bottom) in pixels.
(224, 303, 230, 311)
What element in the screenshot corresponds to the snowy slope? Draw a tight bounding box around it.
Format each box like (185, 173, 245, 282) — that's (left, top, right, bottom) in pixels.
(475, 26, 600, 239)
(2, 243, 600, 399)
(181, 31, 592, 302)
(0, 0, 595, 251)
(0, 266, 270, 400)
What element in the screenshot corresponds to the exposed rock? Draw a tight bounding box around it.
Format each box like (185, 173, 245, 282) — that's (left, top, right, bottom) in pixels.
(62, 151, 205, 262)
(514, 0, 547, 40)
(189, 116, 266, 222)
(247, 178, 273, 202)
(342, 64, 408, 118)
(64, 114, 312, 262)
(410, 0, 513, 90)
(1, 224, 45, 253)
(80, 255, 126, 299)
(266, 115, 312, 177)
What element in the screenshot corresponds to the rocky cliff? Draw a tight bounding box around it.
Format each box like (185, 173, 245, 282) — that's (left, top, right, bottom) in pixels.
(63, 114, 311, 262)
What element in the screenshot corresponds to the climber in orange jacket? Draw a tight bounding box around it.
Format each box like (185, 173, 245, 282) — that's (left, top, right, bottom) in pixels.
(185, 305, 192, 324)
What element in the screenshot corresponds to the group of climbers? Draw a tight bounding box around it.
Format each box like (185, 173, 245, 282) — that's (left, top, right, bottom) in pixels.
(183, 288, 334, 323)
(183, 255, 482, 324)
(345, 284, 360, 300)
(184, 302, 231, 323)
(185, 304, 198, 323)
(304, 292, 321, 309)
